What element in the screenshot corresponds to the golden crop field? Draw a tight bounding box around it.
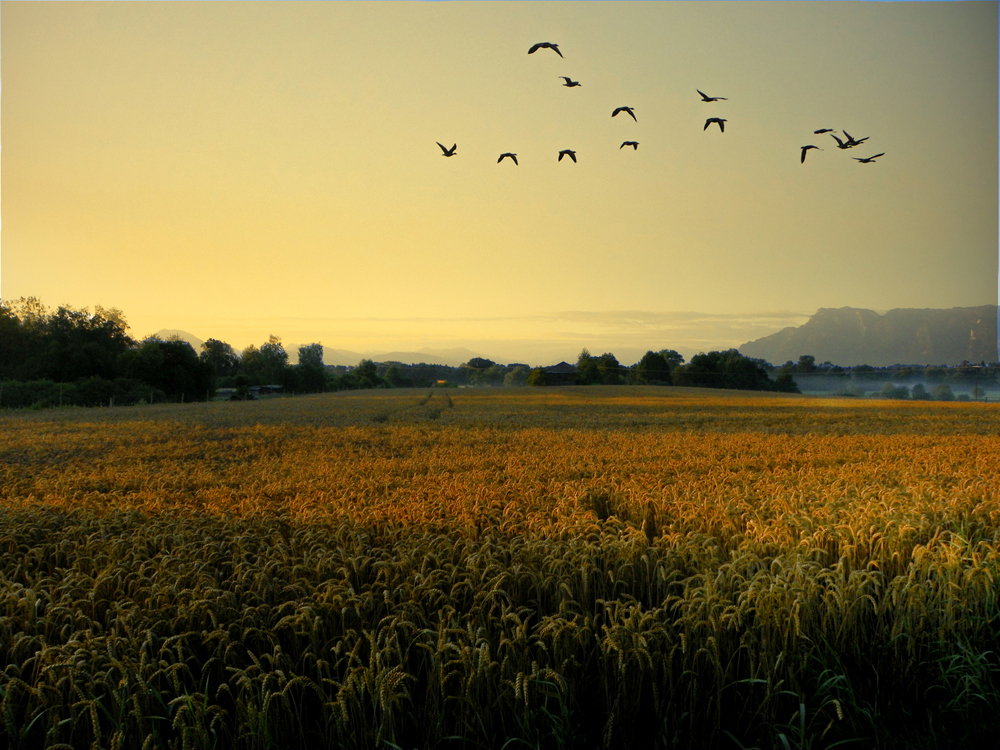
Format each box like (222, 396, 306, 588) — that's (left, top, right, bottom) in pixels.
(1, 386, 998, 749)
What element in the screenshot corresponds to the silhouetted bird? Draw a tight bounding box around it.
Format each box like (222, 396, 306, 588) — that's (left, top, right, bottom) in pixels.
(842, 130, 869, 147)
(800, 145, 821, 163)
(528, 42, 563, 57)
(829, 134, 852, 150)
(814, 128, 835, 134)
(558, 149, 577, 163)
(498, 153, 518, 165)
(437, 142, 457, 157)
(697, 90, 727, 102)
(558, 76, 581, 87)
(853, 153, 884, 164)
(704, 118, 726, 132)
(620, 141, 639, 150)
(612, 106, 637, 121)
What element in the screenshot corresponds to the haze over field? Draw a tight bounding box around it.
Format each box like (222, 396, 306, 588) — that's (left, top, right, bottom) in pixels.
(2, 2, 997, 364)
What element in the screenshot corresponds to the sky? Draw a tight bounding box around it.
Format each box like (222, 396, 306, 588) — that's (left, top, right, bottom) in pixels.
(2, 1, 997, 366)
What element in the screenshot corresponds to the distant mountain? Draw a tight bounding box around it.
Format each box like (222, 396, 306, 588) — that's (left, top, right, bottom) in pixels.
(152, 329, 205, 351)
(739, 306, 998, 366)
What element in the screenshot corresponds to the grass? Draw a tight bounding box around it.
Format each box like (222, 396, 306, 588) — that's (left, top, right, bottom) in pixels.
(1, 387, 998, 749)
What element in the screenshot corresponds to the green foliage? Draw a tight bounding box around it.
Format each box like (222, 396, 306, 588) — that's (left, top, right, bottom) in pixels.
(576, 349, 600, 385)
(634, 351, 672, 385)
(504, 366, 530, 387)
(526, 367, 548, 386)
(672, 349, 779, 391)
(296, 344, 326, 393)
(199, 339, 240, 378)
(118, 338, 213, 401)
(931, 384, 955, 401)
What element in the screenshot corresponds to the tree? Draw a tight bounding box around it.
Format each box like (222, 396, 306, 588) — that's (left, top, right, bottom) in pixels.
(597, 353, 622, 385)
(200, 339, 240, 379)
(635, 351, 671, 384)
(297, 343, 326, 393)
(881, 383, 909, 399)
(774, 368, 801, 393)
(240, 345, 266, 384)
(504, 366, 530, 387)
(355, 359, 381, 388)
(931, 384, 955, 401)
(659, 350, 685, 370)
(526, 367, 548, 386)
(797, 355, 817, 373)
(576, 349, 600, 385)
(118, 338, 213, 401)
(260, 335, 289, 384)
(911, 383, 931, 400)
(672, 349, 777, 391)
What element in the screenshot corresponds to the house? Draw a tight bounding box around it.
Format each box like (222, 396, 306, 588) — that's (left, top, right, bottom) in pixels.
(542, 362, 579, 386)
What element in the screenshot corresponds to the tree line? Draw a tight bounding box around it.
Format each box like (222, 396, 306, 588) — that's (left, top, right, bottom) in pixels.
(2, 297, 994, 408)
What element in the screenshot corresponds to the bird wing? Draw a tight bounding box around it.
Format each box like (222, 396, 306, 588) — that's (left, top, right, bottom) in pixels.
(830, 134, 844, 147)
(697, 89, 708, 100)
(627, 109, 637, 121)
(801, 148, 807, 163)
(719, 120, 724, 132)
(872, 153, 885, 159)
(497, 155, 504, 163)
(612, 108, 621, 117)
(704, 119, 710, 130)
(437, 142, 447, 153)
(511, 155, 518, 165)
(558, 151, 565, 161)
(528, 43, 541, 54)
(568, 152, 576, 162)
(552, 45, 563, 57)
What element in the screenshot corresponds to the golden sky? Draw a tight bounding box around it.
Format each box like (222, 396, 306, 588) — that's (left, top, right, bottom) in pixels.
(2, 1, 997, 364)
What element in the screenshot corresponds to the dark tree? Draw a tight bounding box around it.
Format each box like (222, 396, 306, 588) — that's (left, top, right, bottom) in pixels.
(634, 351, 672, 384)
(297, 343, 326, 393)
(200, 339, 240, 379)
(118, 338, 213, 401)
(576, 349, 601, 385)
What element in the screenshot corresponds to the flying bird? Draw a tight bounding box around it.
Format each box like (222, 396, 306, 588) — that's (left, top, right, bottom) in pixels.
(612, 106, 637, 121)
(814, 128, 835, 134)
(528, 42, 563, 57)
(558, 149, 577, 163)
(800, 145, 821, 163)
(842, 130, 869, 147)
(620, 141, 639, 150)
(498, 153, 518, 165)
(853, 153, 885, 164)
(829, 134, 852, 150)
(704, 117, 727, 132)
(697, 90, 728, 102)
(558, 76, 581, 87)
(436, 142, 457, 157)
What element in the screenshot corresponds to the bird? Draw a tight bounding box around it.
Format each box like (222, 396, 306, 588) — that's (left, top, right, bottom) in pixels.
(436, 142, 457, 157)
(697, 89, 727, 102)
(558, 76, 581, 87)
(704, 117, 726, 132)
(814, 128, 835, 134)
(528, 42, 563, 57)
(612, 106, 637, 121)
(829, 134, 852, 150)
(800, 145, 821, 163)
(558, 149, 577, 163)
(620, 141, 639, 150)
(853, 153, 885, 164)
(843, 130, 869, 147)
(498, 153, 518, 165)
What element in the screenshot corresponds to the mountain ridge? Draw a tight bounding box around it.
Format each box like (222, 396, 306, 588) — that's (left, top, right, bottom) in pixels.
(738, 305, 998, 366)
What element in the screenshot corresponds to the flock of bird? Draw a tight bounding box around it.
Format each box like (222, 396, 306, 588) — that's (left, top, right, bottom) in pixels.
(436, 41, 886, 167)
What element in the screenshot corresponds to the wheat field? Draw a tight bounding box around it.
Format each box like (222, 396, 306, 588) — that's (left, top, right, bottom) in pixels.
(1, 387, 998, 749)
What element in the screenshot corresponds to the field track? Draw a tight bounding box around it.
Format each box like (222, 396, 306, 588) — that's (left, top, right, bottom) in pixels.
(1, 387, 998, 749)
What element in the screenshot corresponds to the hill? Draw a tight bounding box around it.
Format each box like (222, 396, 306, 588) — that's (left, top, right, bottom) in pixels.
(739, 305, 998, 366)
